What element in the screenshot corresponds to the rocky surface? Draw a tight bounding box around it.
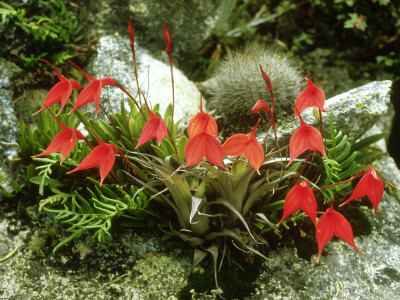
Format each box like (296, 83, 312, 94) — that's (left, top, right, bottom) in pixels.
(85, 33, 202, 127)
(249, 155, 400, 300)
(0, 205, 191, 299)
(0, 58, 22, 194)
(260, 80, 393, 149)
(76, 0, 219, 74)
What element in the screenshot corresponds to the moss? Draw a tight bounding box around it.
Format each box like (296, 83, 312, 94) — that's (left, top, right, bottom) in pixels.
(356, 103, 364, 110)
(131, 252, 191, 299)
(0, 171, 6, 186)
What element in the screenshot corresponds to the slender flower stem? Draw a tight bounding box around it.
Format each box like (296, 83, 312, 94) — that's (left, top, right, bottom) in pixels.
(168, 54, 175, 143)
(116, 83, 147, 119)
(99, 104, 117, 130)
(319, 173, 363, 190)
(299, 150, 311, 177)
(130, 43, 146, 108)
(118, 151, 147, 182)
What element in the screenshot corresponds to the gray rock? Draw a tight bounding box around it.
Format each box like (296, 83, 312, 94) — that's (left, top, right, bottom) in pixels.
(86, 33, 202, 127)
(261, 80, 392, 149)
(0, 57, 21, 89)
(249, 155, 400, 300)
(0, 59, 22, 194)
(76, 0, 218, 74)
(0, 203, 191, 299)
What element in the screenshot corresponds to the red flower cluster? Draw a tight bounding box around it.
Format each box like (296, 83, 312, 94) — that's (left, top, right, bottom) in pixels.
(184, 95, 224, 168)
(33, 18, 396, 263)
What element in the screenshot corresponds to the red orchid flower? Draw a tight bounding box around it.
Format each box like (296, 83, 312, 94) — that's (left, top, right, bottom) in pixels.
(259, 65, 274, 112)
(277, 179, 317, 227)
(66, 134, 119, 186)
(287, 115, 327, 166)
(222, 119, 264, 173)
(33, 59, 82, 116)
(136, 109, 168, 148)
(340, 168, 386, 218)
(128, 16, 134, 48)
(184, 132, 224, 168)
(251, 100, 270, 114)
(295, 77, 326, 119)
(163, 21, 172, 54)
(68, 60, 117, 117)
(188, 94, 218, 138)
(32, 109, 85, 164)
(316, 200, 364, 261)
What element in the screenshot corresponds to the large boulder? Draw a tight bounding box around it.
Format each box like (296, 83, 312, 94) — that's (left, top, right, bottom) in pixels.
(250, 155, 400, 299)
(0, 58, 22, 194)
(76, 0, 219, 74)
(85, 33, 202, 127)
(260, 80, 392, 149)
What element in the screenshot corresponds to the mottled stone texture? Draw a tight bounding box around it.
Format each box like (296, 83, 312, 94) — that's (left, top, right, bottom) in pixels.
(86, 33, 202, 127)
(76, 0, 218, 74)
(250, 156, 400, 300)
(0, 58, 22, 193)
(260, 80, 392, 148)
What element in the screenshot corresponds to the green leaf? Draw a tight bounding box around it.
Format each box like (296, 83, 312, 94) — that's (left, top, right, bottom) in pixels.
(351, 133, 386, 152)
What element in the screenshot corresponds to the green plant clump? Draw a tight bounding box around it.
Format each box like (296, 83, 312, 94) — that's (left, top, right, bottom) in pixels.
(0, 0, 84, 68)
(4, 17, 397, 297)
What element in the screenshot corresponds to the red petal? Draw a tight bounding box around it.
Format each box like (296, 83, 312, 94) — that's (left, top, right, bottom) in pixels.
(70, 80, 102, 115)
(341, 168, 384, 218)
(136, 112, 167, 148)
(295, 77, 326, 119)
(100, 77, 117, 87)
(251, 100, 270, 114)
(277, 180, 317, 227)
(188, 112, 218, 138)
(32, 129, 75, 162)
(287, 120, 326, 166)
(67, 144, 110, 174)
(99, 146, 116, 185)
(58, 81, 73, 115)
(59, 132, 77, 164)
(128, 17, 134, 47)
(331, 209, 362, 254)
(163, 21, 172, 53)
(34, 81, 71, 115)
(222, 134, 247, 156)
(184, 133, 208, 167)
(277, 184, 303, 226)
(316, 202, 363, 260)
(304, 123, 326, 157)
(68, 79, 82, 90)
(316, 207, 335, 260)
(203, 134, 224, 168)
(260, 65, 272, 92)
(184, 133, 224, 168)
(245, 139, 264, 172)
